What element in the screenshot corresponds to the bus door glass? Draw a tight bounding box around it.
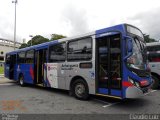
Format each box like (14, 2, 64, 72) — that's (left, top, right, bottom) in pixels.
(5, 54, 10, 78)
(9, 54, 16, 79)
(96, 33, 122, 97)
(35, 49, 47, 85)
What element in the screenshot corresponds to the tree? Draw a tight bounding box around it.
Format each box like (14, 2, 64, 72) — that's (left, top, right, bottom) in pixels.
(50, 34, 66, 41)
(19, 34, 66, 49)
(19, 43, 28, 49)
(144, 34, 158, 43)
(27, 35, 49, 46)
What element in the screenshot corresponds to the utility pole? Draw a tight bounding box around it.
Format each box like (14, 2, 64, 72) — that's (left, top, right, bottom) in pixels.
(12, 0, 18, 50)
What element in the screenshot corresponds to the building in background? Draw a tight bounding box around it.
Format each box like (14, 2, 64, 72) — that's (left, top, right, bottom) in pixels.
(0, 38, 21, 66)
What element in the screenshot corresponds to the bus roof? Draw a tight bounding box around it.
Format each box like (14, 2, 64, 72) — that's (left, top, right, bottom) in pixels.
(6, 31, 95, 55)
(6, 23, 130, 55)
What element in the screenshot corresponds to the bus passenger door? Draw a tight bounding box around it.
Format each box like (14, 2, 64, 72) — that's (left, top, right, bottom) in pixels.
(35, 49, 47, 85)
(96, 33, 122, 98)
(9, 54, 16, 80)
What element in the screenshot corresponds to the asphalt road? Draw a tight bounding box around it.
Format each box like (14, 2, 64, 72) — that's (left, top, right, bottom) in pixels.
(0, 77, 160, 115)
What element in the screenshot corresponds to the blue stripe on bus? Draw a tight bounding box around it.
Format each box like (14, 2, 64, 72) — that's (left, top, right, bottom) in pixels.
(111, 89, 121, 96)
(95, 24, 126, 38)
(6, 40, 58, 54)
(98, 88, 108, 94)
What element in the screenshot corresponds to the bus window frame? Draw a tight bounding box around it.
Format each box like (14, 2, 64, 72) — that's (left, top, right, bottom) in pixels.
(17, 51, 26, 64)
(125, 24, 144, 40)
(5, 54, 11, 64)
(48, 42, 66, 63)
(67, 37, 93, 62)
(25, 49, 35, 64)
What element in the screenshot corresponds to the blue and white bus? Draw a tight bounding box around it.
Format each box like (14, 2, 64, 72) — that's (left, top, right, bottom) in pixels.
(5, 24, 152, 100)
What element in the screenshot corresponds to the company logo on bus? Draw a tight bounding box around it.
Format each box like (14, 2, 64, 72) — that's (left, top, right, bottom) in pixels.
(61, 64, 78, 70)
(47, 64, 57, 71)
(48, 66, 57, 71)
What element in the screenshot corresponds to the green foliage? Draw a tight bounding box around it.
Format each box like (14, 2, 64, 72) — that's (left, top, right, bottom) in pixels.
(27, 35, 49, 46)
(19, 34, 66, 49)
(144, 34, 158, 43)
(19, 43, 28, 49)
(19, 35, 49, 49)
(51, 34, 66, 41)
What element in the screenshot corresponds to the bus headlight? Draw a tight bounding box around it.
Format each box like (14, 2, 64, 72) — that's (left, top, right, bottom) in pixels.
(129, 78, 134, 84)
(129, 78, 140, 88)
(135, 81, 140, 88)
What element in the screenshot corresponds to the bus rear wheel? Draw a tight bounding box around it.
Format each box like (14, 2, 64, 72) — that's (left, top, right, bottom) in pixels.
(19, 75, 25, 87)
(151, 75, 159, 89)
(72, 79, 89, 100)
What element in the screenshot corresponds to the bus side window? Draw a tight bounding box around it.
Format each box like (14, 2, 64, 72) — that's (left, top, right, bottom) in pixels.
(6, 55, 11, 64)
(49, 43, 66, 62)
(26, 50, 34, 64)
(67, 37, 92, 61)
(17, 52, 26, 64)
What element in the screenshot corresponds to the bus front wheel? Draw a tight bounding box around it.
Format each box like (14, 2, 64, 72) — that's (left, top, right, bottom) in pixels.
(151, 75, 159, 89)
(72, 79, 89, 100)
(19, 75, 25, 87)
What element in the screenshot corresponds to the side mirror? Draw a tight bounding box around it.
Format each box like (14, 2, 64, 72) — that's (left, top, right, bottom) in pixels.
(127, 39, 133, 53)
(124, 36, 133, 61)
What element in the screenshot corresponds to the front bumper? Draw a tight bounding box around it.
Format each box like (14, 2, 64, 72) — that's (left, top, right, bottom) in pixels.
(126, 86, 151, 98)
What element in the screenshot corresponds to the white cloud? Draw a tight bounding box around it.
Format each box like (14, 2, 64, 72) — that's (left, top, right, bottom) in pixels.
(0, 0, 160, 42)
(128, 7, 160, 40)
(61, 4, 89, 36)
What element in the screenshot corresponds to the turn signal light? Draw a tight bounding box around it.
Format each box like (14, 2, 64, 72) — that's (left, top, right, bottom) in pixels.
(140, 80, 148, 86)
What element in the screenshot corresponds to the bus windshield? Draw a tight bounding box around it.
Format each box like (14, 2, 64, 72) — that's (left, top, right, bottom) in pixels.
(127, 38, 147, 70)
(127, 25, 144, 39)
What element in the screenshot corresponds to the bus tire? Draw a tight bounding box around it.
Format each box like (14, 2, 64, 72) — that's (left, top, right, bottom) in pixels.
(151, 75, 159, 89)
(19, 74, 25, 87)
(72, 79, 89, 100)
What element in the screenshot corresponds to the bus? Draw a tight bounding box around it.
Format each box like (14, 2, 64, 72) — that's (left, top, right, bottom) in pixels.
(147, 42, 160, 89)
(5, 24, 152, 100)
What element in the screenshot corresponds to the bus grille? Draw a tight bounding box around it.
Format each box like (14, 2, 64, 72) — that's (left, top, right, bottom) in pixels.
(141, 87, 148, 93)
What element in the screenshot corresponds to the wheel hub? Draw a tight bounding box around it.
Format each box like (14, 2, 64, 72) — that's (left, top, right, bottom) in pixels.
(75, 84, 85, 97)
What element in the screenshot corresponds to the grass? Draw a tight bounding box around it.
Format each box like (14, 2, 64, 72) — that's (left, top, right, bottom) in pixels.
(0, 66, 4, 74)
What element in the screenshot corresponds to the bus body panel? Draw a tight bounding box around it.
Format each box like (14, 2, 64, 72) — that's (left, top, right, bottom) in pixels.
(45, 63, 65, 89)
(45, 61, 96, 94)
(146, 42, 160, 88)
(65, 61, 96, 94)
(18, 64, 34, 84)
(149, 62, 160, 76)
(146, 42, 160, 77)
(125, 86, 144, 98)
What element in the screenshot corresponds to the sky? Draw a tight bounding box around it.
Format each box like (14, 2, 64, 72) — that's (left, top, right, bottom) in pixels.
(0, 0, 160, 43)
